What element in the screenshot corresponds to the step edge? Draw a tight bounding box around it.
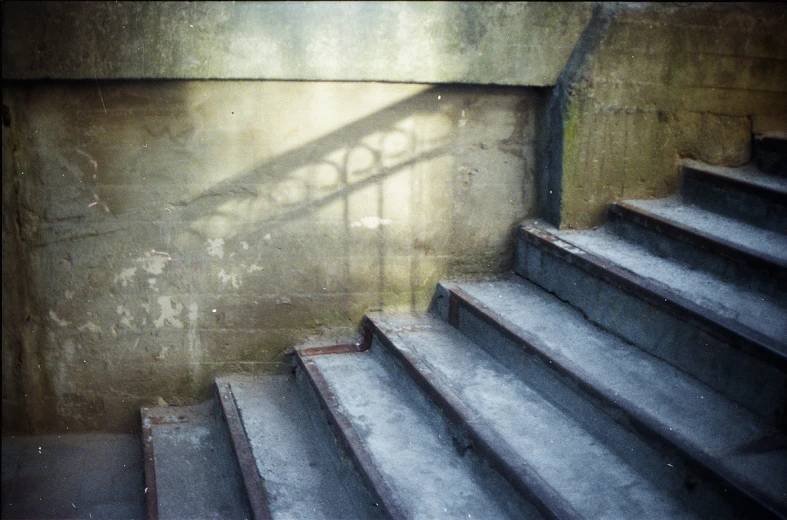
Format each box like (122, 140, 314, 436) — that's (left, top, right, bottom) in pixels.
(521, 223, 787, 369)
(364, 314, 578, 520)
(681, 161, 787, 200)
(294, 349, 407, 520)
(610, 201, 787, 271)
(446, 284, 787, 518)
(214, 381, 273, 520)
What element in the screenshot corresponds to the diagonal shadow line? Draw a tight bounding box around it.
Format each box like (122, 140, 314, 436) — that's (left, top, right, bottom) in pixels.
(169, 85, 470, 230)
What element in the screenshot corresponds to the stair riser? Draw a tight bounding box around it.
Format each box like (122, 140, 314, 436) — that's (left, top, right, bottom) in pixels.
(435, 285, 779, 519)
(681, 169, 787, 232)
(514, 230, 787, 428)
(754, 137, 787, 178)
(609, 205, 787, 304)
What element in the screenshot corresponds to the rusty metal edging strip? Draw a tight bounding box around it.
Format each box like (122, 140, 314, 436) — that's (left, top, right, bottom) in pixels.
(215, 381, 273, 520)
(522, 225, 787, 369)
(446, 285, 781, 519)
(295, 349, 407, 520)
(140, 408, 159, 520)
(611, 201, 787, 271)
(296, 343, 367, 357)
(364, 316, 579, 520)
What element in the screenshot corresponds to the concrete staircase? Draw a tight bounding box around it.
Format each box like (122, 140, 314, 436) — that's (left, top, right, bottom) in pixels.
(141, 150, 787, 519)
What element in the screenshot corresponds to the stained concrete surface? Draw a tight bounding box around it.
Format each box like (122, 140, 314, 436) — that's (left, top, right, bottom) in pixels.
(1, 2, 590, 85)
(1, 434, 145, 520)
(3, 81, 541, 433)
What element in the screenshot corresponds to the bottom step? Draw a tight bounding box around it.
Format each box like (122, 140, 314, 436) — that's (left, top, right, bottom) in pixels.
(141, 400, 251, 520)
(221, 374, 386, 520)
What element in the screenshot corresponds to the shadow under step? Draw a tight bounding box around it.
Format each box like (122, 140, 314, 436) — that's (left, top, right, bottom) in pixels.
(609, 198, 787, 302)
(433, 277, 787, 519)
(681, 159, 787, 232)
(140, 398, 253, 520)
(295, 343, 540, 519)
(217, 374, 386, 520)
(515, 221, 787, 427)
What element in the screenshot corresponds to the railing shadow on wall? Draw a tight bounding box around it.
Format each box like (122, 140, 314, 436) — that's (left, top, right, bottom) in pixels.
(13, 80, 532, 428)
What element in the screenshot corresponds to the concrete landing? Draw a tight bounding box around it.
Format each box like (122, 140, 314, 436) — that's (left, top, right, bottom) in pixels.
(1, 433, 145, 520)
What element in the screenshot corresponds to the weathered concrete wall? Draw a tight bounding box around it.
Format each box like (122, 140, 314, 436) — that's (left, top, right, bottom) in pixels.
(3, 81, 542, 432)
(544, 3, 787, 229)
(2, 1, 591, 85)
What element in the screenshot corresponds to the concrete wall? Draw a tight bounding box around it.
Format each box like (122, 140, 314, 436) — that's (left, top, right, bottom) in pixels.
(2, 81, 542, 432)
(2, 0, 585, 435)
(545, 3, 787, 229)
(2, 1, 591, 85)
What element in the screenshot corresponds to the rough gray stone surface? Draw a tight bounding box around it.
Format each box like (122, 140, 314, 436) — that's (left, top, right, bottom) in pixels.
(143, 402, 250, 520)
(448, 277, 787, 513)
(310, 348, 533, 519)
(550, 226, 787, 345)
(369, 312, 706, 520)
(224, 374, 386, 520)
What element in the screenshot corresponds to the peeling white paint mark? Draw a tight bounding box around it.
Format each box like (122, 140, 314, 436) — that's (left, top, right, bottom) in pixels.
(187, 302, 202, 392)
(49, 310, 71, 327)
(241, 241, 249, 250)
(64, 290, 74, 300)
(114, 267, 137, 287)
(246, 263, 264, 274)
(116, 305, 134, 328)
(264, 234, 272, 240)
(206, 238, 225, 259)
(351, 216, 392, 229)
(77, 322, 103, 333)
(136, 252, 170, 275)
(217, 269, 241, 289)
(76, 148, 98, 171)
(153, 296, 184, 329)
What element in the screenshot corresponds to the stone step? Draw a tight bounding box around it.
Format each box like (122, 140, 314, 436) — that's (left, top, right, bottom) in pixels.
(609, 198, 787, 303)
(680, 159, 787, 232)
(366, 312, 715, 519)
(515, 221, 787, 428)
(140, 399, 253, 520)
(295, 343, 540, 519)
(218, 373, 386, 520)
(432, 277, 787, 519)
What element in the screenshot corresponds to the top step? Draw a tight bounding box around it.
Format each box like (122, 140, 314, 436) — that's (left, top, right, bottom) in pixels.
(681, 159, 787, 232)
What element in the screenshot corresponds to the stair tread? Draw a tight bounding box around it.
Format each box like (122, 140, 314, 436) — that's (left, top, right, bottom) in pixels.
(141, 402, 250, 520)
(369, 311, 702, 519)
(682, 159, 787, 195)
(223, 374, 385, 520)
(306, 349, 524, 519)
(618, 197, 787, 265)
(447, 277, 787, 509)
(545, 224, 787, 349)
